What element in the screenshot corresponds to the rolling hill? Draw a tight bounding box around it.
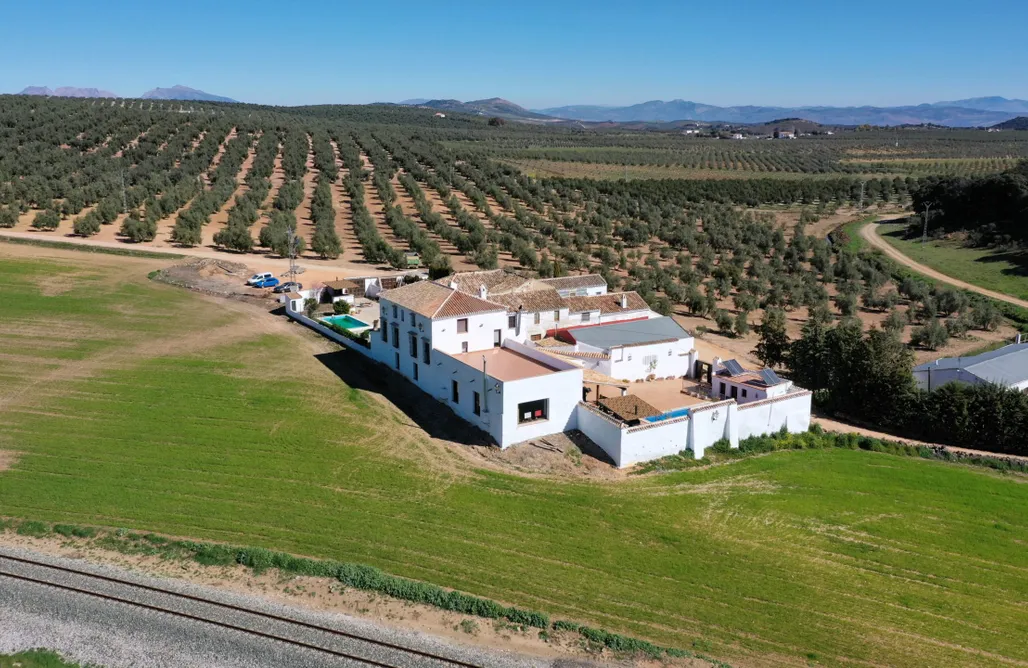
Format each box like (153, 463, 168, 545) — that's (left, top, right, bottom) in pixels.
(993, 116, 1028, 130)
(404, 97, 554, 121)
(19, 86, 118, 98)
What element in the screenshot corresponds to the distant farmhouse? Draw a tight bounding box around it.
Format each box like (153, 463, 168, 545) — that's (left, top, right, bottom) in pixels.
(913, 342, 1028, 392)
(284, 269, 812, 467)
(774, 128, 796, 139)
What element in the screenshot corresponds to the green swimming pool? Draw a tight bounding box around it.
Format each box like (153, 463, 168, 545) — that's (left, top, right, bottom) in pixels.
(320, 314, 371, 330)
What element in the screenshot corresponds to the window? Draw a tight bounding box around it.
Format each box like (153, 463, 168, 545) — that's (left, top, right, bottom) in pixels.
(668, 349, 672, 356)
(517, 399, 548, 424)
(730, 385, 738, 400)
(719, 381, 726, 397)
(741, 388, 747, 398)
(553, 310, 560, 322)
(394, 352, 400, 370)
(422, 338, 431, 364)
(457, 318, 468, 333)
(391, 324, 399, 349)
(473, 391, 481, 416)
(534, 312, 541, 325)
(400, 310, 405, 323)
(410, 314, 416, 329)
(576, 288, 586, 296)
(451, 380, 459, 403)
(508, 315, 517, 329)
(413, 363, 419, 381)
(461, 341, 469, 353)
(493, 330, 501, 348)
(581, 312, 591, 323)
(530, 334, 542, 342)
(392, 305, 397, 319)
(381, 321, 388, 341)
(409, 332, 417, 358)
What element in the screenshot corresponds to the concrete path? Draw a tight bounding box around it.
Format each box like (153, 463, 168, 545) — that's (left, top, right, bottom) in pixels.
(860, 222, 1028, 309)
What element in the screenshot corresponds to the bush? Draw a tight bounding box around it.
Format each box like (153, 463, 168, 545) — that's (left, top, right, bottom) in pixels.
(53, 524, 97, 538)
(31, 209, 61, 230)
(333, 300, 351, 315)
(910, 318, 949, 350)
(17, 520, 49, 537)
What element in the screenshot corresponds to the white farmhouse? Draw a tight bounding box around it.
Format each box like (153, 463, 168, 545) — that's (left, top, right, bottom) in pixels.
(913, 342, 1028, 392)
(302, 268, 817, 467)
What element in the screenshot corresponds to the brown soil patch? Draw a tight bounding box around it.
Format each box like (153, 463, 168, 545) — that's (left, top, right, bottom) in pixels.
(0, 450, 22, 472)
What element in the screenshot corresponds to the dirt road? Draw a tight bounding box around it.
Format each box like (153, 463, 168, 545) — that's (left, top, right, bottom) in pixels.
(860, 222, 1028, 309)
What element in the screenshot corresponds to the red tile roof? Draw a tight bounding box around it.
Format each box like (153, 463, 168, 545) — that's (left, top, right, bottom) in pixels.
(380, 280, 504, 319)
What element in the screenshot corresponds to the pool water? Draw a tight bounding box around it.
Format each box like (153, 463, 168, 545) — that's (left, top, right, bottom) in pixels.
(320, 314, 371, 330)
(644, 407, 691, 423)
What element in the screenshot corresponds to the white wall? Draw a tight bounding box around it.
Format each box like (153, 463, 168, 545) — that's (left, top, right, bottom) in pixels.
(714, 377, 792, 404)
(687, 401, 736, 459)
(431, 310, 509, 354)
(576, 403, 624, 464)
(620, 418, 691, 466)
(285, 310, 372, 358)
(598, 310, 651, 324)
(736, 391, 812, 440)
(605, 339, 695, 382)
(498, 367, 582, 448)
(506, 307, 572, 342)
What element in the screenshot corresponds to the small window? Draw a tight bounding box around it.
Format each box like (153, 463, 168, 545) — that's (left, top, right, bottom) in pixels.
(381, 321, 388, 341)
(473, 391, 481, 416)
(409, 332, 417, 358)
(457, 318, 468, 333)
(493, 329, 501, 348)
(392, 305, 397, 318)
(553, 310, 560, 322)
(394, 352, 400, 369)
(422, 338, 431, 364)
(668, 349, 672, 356)
(534, 312, 541, 325)
(582, 312, 591, 323)
(451, 380, 459, 403)
(410, 314, 416, 328)
(461, 341, 469, 353)
(517, 399, 548, 424)
(742, 388, 747, 398)
(392, 324, 399, 349)
(508, 315, 517, 329)
(400, 310, 405, 323)
(413, 363, 419, 380)
(530, 334, 542, 342)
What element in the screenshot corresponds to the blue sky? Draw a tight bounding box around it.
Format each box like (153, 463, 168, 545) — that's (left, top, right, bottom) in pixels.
(3, 0, 1026, 108)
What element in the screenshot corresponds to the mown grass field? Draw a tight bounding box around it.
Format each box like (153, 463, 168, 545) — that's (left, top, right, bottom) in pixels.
(0, 247, 1026, 667)
(878, 222, 1028, 301)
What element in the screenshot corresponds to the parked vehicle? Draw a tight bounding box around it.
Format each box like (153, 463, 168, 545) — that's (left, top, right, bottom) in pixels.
(252, 276, 280, 289)
(273, 281, 302, 294)
(246, 272, 274, 286)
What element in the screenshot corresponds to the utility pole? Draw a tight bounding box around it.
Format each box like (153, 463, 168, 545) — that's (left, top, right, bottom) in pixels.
(120, 171, 127, 214)
(921, 201, 935, 246)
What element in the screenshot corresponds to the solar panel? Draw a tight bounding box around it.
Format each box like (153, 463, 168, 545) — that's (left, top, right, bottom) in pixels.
(723, 359, 744, 376)
(760, 368, 783, 385)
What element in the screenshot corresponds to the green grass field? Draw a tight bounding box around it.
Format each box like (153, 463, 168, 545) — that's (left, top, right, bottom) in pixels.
(1, 249, 1027, 667)
(0, 650, 81, 668)
(878, 223, 1028, 301)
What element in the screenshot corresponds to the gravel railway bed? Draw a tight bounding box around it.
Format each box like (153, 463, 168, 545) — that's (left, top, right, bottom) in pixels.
(0, 546, 550, 668)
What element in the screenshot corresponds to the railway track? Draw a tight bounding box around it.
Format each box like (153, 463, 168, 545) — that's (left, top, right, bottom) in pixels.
(0, 552, 484, 668)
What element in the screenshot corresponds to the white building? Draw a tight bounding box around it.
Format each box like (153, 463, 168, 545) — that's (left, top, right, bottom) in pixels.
(547, 317, 697, 382)
(324, 269, 814, 465)
(913, 342, 1028, 392)
(713, 359, 795, 404)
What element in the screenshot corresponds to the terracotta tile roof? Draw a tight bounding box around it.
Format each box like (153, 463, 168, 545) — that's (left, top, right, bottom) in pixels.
(437, 269, 536, 295)
(563, 291, 649, 315)
(324, 279, 359, 291)
(598, 395, 662, 421)
(488, 289, 567, 313)
(538, 274, 607, 292)
(383, 281, 504, 319)
(435, 290, 506, 319)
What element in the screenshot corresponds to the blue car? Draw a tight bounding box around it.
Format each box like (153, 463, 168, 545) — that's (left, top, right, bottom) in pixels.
(252, 276, 280, 289)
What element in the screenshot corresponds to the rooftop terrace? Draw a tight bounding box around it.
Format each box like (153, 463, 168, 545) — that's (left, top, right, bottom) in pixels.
(453, 347, 564, 382)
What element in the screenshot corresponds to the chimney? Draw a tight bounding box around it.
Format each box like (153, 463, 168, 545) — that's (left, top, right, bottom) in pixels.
(448, 279, 458, 290)
(479, 284, 488, 300)
(620, 293, 628, 309)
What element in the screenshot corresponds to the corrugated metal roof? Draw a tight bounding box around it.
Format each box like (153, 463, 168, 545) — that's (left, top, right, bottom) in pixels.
(570, 317, 691, 349)
(914, 343, 1028, 385)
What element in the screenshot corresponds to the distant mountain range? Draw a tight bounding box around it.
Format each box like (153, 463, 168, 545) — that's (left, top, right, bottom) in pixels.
(533, 97, 1028, 127)
(994, 117, 1028, 131)
(16, 84, 236, 103)
(19, 86, 118, 98)
(141, 85, 236, 103)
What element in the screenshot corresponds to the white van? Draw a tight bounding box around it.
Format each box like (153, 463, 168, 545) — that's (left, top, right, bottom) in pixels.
(246, 272, 274, 286)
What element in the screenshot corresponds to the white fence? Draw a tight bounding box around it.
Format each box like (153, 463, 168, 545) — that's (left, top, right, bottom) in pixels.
(286, 310, 373, 358)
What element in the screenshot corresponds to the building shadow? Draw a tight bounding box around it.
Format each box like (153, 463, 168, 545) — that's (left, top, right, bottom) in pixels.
(314, 349, 496, 449)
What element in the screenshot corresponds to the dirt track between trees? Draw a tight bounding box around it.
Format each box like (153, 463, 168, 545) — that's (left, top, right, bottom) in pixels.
(861, 222, 1028, 309)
